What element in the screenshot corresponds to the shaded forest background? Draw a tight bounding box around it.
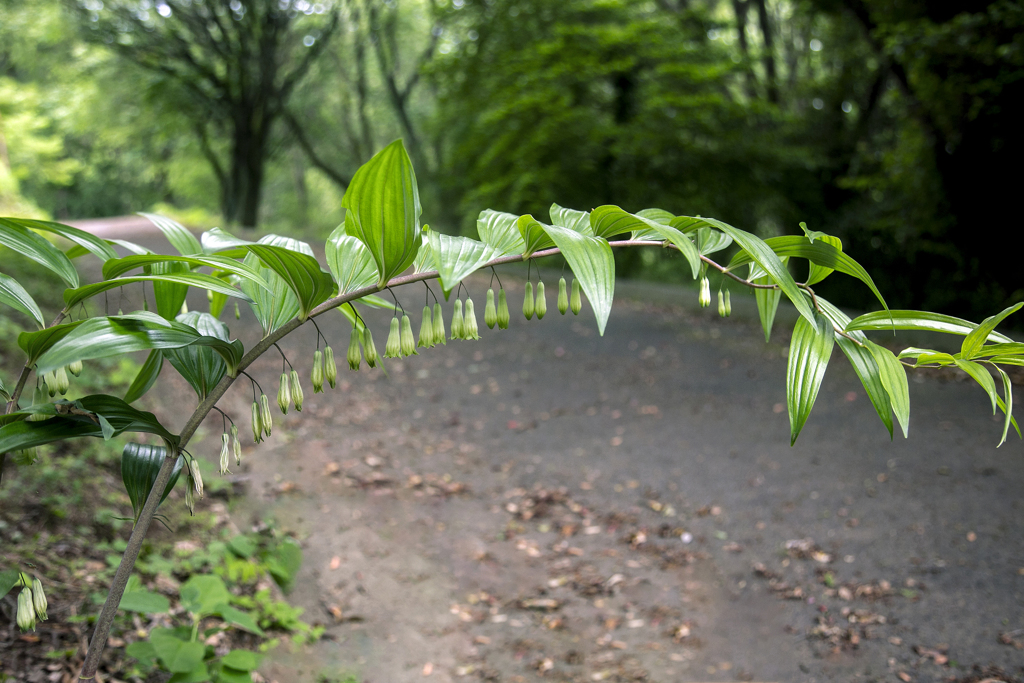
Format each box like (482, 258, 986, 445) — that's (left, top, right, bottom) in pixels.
(0, 0, 1021, 320)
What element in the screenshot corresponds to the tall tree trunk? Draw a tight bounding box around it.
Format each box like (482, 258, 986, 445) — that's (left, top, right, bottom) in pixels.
(226, 110, 269, 229)
(731, 0, 758, 100)
(754, 0, 779, 103)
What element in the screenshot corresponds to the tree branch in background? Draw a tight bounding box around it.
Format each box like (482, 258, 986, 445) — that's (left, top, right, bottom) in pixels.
(283, 109, 351, 190)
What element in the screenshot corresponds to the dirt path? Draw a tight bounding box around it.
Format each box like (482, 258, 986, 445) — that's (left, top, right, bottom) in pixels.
(76, 220, 1024, 683)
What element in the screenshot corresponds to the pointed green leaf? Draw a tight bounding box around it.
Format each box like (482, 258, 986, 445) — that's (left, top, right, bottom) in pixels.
(865, 341, 910, 438)
(164, 312, 230, 400)
(0, 272, 44, 328)
(728, 235, 887, 315)
(102, 254, 270, 290)
(17, 320, 84, 363)
(180, 575, 231, 615)
(412, 230, 435, 273)
(787, 313, 834, 444)
(149, 629, 206, 673)
(213, 606, 264, 636)
(245, 243, 334, 323)
(995, 367, 1015, 446)
(541, 224, 614, 335)
(476, 209, 525, 255)
(0, 570, 20, 599)
(846, 310, 1014, 342)
(150, 260, 189, 320)
(124, 350, 164, 404)
(695, 227, 733, 256)
(701, 218, 816, 325)
(839, 337, 894, 437)
(961, 303, 1023, 360)
(5, 217, 118, 261)
(200, 226, 255, 255)
(220, 648, 263, 670)
(139, 213, 202, 256)
(326, 227, 379, 294)
(754, 277, 782, 343)
(549, 204, 593, 235)
(63, 272, 251, 310)
(119, 588, 171, 614)
(342, 140, 422, 286)
(517, 215, 555, 257)
(428, 232, 500, 296)
(590, 206, 700, 278)
(68, 238, 152, 259)
(954, 359, 999, 415)
(805, 232, 843, 286)
(0, 395, 177, 452)
(0, 218, 80, 288)
(592, 205, 664, 240)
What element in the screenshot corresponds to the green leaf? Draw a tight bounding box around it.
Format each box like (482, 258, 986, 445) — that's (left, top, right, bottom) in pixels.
(815, 298, 894, 437)
(102, 254, 270, 290)
(149, 628, 207, 673)
(200, 226, 255, 255)
(214, 605, 264, 636)
(953, 359, 999, 414)
(961, 303, 1023, 360)
(121, 442, 184, 522)
(476, 209, 525, 255)
(212, 666, 253, 683)
(0, 217, 80, 288)
(180, 575, 231, 616)
(220, 649, 263, 671)
(68, 238, 152, 259)
(753, 275, 782, 343)
(412, 230, 435, 273)
(124, 352, 164, 405)
(865, 341, 910, 438)
(427, 232, 500, 296)
(342, 140, 422, 286)
(728, 235, 887, 315)
(0, 397, 177, 453)
(227, 535, 257, 558)
(786, 313, 834, 445)
(517, 215, 555, 257)
(30, 314, 235, 375)
(702, 218, 816, 325)
(245, 242, 334, 324)
(326, 228, 379, 294)
(5, 217, 118, 262)
(119, 589, 171, 614)
(695, 227, 733, 257)
(541, 224, 615, 335)
(139, 213, 202, 256)
(0, 569, 20, 598)
(0, 271, 44, 328)
(549, 203, 593, 235)
(150, 260, 190, 320)
(166, 664, 211, 683)
(804, 230, 842, 286)
(266, 538, 302, 592)
(125, 640, 158, 668)
(590, 206, 700, 278)
(995, 367, 1015, 447)
(164, 312, 232, 400)
(63, 272, 252, 310)
(845, 310, 1014, 342)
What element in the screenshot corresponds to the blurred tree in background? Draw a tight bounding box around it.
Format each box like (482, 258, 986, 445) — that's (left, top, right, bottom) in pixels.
(0, 0, 1021, 319)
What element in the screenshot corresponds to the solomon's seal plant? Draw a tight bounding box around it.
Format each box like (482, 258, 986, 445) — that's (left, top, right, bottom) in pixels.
(0, 139, 1021, 680)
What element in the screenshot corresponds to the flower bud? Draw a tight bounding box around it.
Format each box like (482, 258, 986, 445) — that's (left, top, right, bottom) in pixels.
(17, 587, 35, 631)
(230, 424, 241, 465)
(68, 360, 83, 377)
(251, 402, 263, 443)
(400, 315, 418, 356)
(418, 306, 434, 348)
(558, 277, 568, 315)
(699, 277, 711, 308)
(27, 385, 49, 422)
(260, 394, 273, 436)
(54, 366, 70, 395)
(43, 371, 57, 397)
(497, 289, 510, 329)
(234, 302, 241, 319)
(207, 289, 214, 302)
(277, 373, 291, 414)
(311, 350, 324, 393)
(384, 317, 402, 358)
(31, 578, 47, 621)
(190, 458, 204, 498)
(347, 328, 362, 370)
(484, 289, 497, 329)
(450, 299, 465, 340)
(290, 369, 304, 412)
(219, 433, 231, 474)
(185, 472, 196, 515)
(718, 290, 727, 317)
(570, 279, 582, 315)
(523, 282, 535, 320)
(324, 346, 337, 388)
(432, 303, 446, 345)
(535, 282, 547, 319)
(362, 326, 379, 368)
(724, 289, 732, 317)
(464, 298, 481, 340)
